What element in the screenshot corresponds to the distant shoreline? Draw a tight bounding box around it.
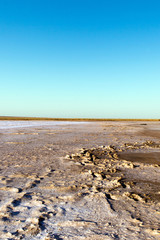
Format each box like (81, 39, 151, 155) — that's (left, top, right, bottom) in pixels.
(0, 116, 159, 121)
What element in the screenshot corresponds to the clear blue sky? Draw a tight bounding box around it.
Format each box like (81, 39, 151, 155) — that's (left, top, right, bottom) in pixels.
(0, 0, 160, 118)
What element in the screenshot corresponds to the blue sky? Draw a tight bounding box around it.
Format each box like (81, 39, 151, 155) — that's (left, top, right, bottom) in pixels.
(0, 0, 160, 118)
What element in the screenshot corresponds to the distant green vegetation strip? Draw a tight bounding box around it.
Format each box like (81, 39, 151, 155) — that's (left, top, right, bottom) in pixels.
(0, 116, 159, 121)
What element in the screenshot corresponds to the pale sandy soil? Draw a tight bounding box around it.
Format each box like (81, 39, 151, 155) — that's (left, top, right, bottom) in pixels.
(0, 121, 160, 240)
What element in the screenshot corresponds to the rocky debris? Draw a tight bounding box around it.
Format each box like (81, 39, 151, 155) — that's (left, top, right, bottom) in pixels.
(65, 142, 160, 204)
(123, 140, 160, 150)
(123, 192, 146, 203)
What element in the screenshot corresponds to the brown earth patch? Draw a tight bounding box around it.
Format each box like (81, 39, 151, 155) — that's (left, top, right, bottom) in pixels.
(119, 152, 160, 165)
(139, 130, 160, 139)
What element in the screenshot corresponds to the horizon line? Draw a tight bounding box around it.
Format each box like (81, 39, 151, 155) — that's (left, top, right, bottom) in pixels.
(0, 116, 160, 121)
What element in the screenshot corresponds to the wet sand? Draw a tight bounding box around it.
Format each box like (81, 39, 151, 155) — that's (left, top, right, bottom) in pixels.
(0, 121, 160, 239)
(119, 152, 160, 165)
(140, 130, 160, 139)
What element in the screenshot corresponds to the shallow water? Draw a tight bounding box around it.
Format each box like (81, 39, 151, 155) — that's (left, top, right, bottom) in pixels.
(0, 120, 86, 129)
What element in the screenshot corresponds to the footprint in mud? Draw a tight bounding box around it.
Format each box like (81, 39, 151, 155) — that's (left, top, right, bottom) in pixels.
(38, 216, 46, 231)
(23, 192, 33, 200)
(51, 234, 64, 240)
(9, 193, 33, 211)
(30, 180, 41, 188)
(1, 216, 10, 222)
(25, 178, 41, 189)
(12, 199, 21, 207)
(10, 210, 20, 216)
(44, 167, 56, 177)
(0, 204, 21, 221)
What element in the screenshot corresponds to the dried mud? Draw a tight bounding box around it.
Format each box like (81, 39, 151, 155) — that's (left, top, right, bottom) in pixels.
(0, 121, 160, 239)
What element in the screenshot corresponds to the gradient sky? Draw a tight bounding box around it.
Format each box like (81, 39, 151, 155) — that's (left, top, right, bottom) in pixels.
(0, 0, 160, 118)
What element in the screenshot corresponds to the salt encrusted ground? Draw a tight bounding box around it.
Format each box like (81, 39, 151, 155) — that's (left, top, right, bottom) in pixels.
(0, 121, 160, 239)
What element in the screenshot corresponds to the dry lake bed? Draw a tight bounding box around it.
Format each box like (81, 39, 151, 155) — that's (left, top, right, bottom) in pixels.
(0, 121, 160, 239)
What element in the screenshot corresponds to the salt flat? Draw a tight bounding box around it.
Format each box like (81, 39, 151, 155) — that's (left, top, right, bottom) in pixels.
(0, 121, 160, 239)
(0, 120, 85, 129)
